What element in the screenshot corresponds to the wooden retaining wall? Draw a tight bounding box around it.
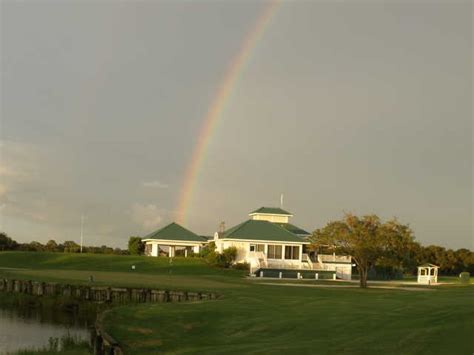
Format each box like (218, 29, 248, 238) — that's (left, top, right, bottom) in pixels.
(1, 279, 219, 354)
(0, 279, 217, 304)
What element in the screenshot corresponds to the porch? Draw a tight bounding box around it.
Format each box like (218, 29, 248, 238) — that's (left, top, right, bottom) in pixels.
(252, 268, 336, 280)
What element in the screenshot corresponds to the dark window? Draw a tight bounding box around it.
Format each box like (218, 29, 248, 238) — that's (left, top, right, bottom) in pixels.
(285, 246, 300, 260)
(268, 245, 282, 259)
(250, 244, 265, 252)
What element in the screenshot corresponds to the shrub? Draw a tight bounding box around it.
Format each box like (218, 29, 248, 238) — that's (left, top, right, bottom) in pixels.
(199, 242, 216, 258)
(459, 271, 470, 284)
(205, 246, 237, 268)
(128, 236, 144, 255)
(221, 247, 237, 267)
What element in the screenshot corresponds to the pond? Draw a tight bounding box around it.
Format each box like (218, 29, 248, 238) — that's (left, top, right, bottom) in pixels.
(0, 305, 93, 353)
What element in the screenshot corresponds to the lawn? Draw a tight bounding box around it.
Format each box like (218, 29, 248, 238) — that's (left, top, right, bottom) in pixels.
(1, 252, 473, 354)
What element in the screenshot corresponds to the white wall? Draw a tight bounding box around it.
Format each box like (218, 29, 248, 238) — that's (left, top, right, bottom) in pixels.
(250, 214, 289, 223)
(151, 243, 158, 257)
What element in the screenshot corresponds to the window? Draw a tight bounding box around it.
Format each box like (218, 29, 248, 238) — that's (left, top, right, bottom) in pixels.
(267, 245, 282, 259)
(285, 246, 300, 260)
(250, 244, 265, 252)
(175, 246, 193, 257)
(158, 245, 170, 257)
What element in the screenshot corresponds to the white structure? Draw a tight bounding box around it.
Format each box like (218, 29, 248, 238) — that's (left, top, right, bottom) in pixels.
(417, 263, 439, 284)
(142, 207, 353, 280)
(213, 207, 353, 280)
(142, 222, 207, 257)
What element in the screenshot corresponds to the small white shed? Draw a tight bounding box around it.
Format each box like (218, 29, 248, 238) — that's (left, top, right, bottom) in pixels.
(417, 263, 439, 285)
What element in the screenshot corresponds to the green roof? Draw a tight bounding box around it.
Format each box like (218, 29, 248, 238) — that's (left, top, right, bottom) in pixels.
(222, 220, 304, 243)
(144, 222, 206, 242)
(276, 223, 311, 236)
(249, 207, 293, 215)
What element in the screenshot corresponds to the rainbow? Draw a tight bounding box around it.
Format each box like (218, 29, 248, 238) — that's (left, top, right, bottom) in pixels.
(176, 1, 280, 224)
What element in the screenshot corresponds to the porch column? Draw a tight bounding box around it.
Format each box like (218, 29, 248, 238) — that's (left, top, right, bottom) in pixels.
(299, 245, 302, 262)
(281, 245, 285, 260)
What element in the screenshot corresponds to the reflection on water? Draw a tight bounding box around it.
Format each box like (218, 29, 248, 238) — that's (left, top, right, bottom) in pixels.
(0, 306, 92, 353)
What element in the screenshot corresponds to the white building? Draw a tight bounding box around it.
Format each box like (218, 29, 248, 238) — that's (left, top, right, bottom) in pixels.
(142, 222, 207, 257)
(142, 207, 353, 280)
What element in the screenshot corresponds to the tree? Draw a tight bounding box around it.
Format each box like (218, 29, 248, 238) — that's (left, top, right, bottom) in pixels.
(63, 241, 80, 253)
(0, 233, 17, 251)
(28, 241, 45, 252)
(45, 240, 59, 252)
(128, 236, 144, 255)
(310, 213, 415, 288)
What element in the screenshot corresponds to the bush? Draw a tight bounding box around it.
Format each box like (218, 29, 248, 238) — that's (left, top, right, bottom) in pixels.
(205, 246, 237, 268)
(459, 272, 470, 284)
(199, 242, 216, 258)
(221, 247, 237, 267)
(128, 236, 144, 255)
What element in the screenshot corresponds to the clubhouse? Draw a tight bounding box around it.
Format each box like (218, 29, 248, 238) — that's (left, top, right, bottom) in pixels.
(142, 207, 352, 280)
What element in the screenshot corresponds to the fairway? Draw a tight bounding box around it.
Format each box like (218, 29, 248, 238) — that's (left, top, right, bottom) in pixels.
(1, 252, 473, 354)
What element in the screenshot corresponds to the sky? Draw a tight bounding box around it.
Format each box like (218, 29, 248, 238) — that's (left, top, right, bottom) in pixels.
(1, 0, 472, 250)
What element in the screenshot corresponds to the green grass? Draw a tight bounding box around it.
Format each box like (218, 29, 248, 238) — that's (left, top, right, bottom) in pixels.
(0, 251, 243, 277)
(1, 252, 473, 354)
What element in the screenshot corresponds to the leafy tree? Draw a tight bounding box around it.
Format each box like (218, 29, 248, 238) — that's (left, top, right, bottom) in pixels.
(310, 213, 415, 288)
(28, 241, 45, 252)
(63, 241, 80, 253)
(45, 240, 59, 252)
(0, 233, 17, 251)
(128, 236, 144, 255)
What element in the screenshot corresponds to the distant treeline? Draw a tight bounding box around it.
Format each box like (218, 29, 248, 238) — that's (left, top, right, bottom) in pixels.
(1, 232, 472, 275)
(0, 232, 128, 255)
(407, 243, 473, 275)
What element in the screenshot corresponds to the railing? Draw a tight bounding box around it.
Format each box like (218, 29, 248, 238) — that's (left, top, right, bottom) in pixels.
(318, 254, 351, 263)
(301, 253, 313, 270)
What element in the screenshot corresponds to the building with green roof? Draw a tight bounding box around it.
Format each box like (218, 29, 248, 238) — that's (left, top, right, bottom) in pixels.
(212, 207, 314, 271)
(142, 222, 207, 257)
(141, 207, 352, 280)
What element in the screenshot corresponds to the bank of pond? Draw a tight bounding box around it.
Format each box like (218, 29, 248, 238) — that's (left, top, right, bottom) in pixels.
(0, 279, 218, 354)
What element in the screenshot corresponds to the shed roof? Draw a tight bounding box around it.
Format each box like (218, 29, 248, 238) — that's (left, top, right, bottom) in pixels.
(418, 263, 439, 268)
(144, 222, 206, 242)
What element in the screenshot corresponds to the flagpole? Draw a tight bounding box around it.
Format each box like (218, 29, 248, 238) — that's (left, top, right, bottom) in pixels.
(80, 214, 84, 253)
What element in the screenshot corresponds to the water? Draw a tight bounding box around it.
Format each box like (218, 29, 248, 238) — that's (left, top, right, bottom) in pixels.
(0, 306, 92, 353)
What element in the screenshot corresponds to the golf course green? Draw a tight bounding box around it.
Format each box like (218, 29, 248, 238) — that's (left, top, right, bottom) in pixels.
(0, 251, 473, 354)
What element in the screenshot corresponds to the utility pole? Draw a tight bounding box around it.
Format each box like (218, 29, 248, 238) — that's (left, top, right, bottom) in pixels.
(80, 214, 84, 253)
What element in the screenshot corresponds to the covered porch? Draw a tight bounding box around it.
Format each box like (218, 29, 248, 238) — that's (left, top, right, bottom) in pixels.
(144, 240, 202, 257)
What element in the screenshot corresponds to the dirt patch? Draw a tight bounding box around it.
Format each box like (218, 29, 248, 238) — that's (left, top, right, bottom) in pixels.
(128, 327, 154, 335)
(183, 323, 194, 330)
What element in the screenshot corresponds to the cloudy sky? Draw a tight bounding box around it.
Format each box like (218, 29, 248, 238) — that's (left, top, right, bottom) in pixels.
(1, 0, 472, 249)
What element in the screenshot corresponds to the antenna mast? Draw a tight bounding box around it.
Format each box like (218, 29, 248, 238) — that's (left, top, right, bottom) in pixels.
(80, 214, 84, 253)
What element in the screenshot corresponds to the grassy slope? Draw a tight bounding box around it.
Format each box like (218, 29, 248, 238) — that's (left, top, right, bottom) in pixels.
(1, 252, 473, 355)
(0, 251, 244, 291)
